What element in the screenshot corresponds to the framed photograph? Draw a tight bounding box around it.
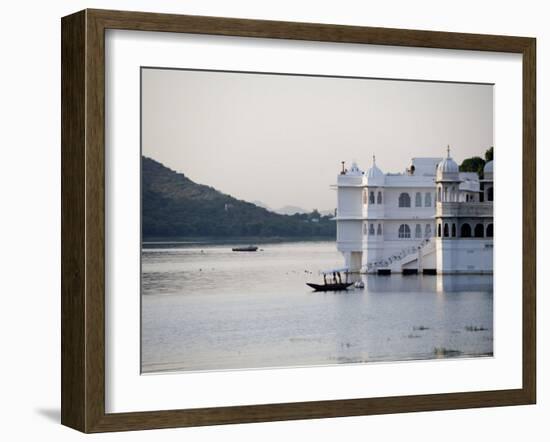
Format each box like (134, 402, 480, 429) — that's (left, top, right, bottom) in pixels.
(61, 9, 536, 433)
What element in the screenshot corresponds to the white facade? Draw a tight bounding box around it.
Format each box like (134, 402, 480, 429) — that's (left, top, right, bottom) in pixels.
(335, 151, 494, 274)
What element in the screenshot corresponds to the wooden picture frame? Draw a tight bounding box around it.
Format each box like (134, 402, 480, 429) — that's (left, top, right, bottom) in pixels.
(61, 9, 536, 433)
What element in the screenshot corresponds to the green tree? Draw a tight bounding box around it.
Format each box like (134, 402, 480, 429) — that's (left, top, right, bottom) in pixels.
(459, 156, 485, 176)
(485, 146, 493, 162)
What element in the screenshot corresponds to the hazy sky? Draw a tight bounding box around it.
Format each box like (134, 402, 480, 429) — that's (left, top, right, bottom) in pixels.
(142, 68, 493, 212)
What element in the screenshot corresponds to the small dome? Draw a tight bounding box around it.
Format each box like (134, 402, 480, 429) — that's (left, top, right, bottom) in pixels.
(437, 157, 459, 174)
(436, 145, 459, 180)
(365, 155, 384, 184)
(366, 163, 384, 179)
(347, 161, 363, 176)
(483, 159, 494, 181)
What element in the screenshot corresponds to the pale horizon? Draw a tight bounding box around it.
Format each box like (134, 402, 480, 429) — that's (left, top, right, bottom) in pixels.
(142, 68, 493, 212)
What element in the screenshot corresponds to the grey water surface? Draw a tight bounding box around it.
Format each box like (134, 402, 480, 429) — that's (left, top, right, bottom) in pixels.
(141, 241, 493, 373)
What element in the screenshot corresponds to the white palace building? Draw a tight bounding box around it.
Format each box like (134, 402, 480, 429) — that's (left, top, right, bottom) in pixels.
(335, 147, 493, 275)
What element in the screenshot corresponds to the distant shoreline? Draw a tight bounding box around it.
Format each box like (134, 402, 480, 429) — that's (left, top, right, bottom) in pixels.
(142, 236, 336, 246)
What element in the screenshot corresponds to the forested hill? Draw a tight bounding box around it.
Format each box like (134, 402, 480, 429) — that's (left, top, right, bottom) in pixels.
(142, 156, 336, 239)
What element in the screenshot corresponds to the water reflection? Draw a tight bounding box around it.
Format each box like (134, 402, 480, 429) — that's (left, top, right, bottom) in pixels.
(362, 274, 492, 293)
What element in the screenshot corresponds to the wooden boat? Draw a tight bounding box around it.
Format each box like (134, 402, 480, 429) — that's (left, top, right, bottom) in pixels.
(307, 268, 354, 291)
(231, 245, 258, 252)
(306, 282, 354, 292)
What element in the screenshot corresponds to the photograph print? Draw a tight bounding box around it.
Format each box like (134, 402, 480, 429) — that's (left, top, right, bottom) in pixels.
(141, 68, 494, 374)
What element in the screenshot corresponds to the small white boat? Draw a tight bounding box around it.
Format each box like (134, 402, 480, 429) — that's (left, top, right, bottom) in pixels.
(354, 280, 365, 289)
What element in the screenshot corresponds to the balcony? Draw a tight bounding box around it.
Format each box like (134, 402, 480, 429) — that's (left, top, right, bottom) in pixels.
(436, 202, 493, 218)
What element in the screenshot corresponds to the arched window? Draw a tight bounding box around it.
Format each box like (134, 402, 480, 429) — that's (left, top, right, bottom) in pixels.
(377, 223, 382, 235)
(363, 223, 368, 235)
(398, 224, 411, 238)
(377, 191, 382, 204)
(369, 191, 375, 204)
(486, 223, 493, 237)
(369, 223, 375, 235)
(437, 186, 442, 202)
(425, 192, 432, 207)
(415, 192, 422, 207)
(425, 224, 432, 238)
(398, 193, 411, 208)
(451, 186, 456, 202)
(487, 186, 494, 202)
(474, 223, 484, 238)
(438, 223, 442, 237)
(452, 223, 456, 237)
(444, 223, 449, 237)
(461, 223, 472, 238)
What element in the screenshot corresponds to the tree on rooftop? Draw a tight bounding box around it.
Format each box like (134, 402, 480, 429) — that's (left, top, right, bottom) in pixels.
(459, 156, 485, 176)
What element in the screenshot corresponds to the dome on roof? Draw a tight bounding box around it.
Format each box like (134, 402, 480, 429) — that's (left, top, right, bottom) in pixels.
(347, 161, 363, 176)
(436, 146, 460, 181)
(365, 156, 384, 184)
(366, 163, 384, 179)
(437, 157, 459, 174)
(483, 159, 494, 181)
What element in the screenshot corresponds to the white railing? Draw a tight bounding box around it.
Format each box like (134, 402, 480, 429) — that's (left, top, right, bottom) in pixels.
(363, 238, 433, 273)
(436, 202, 493, 217)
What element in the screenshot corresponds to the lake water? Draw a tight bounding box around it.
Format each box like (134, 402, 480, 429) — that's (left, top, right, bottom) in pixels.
(141, 241, 493, 373)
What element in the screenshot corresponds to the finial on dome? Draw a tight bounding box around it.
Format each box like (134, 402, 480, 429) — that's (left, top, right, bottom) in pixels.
(373, 154, 376, 164)
(447, 144, 451, 158)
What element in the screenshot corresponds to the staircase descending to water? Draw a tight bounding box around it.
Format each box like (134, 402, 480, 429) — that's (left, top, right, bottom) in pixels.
(363, 238, 434, 274)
